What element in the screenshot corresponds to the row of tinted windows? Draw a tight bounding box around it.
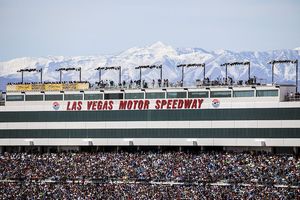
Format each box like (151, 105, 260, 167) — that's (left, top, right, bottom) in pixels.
(0, 128, 299, 138)
(1, 108, 299, 122)
(6, 90, 279, 101)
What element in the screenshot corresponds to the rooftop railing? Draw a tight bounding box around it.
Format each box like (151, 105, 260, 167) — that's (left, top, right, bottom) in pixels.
(284, 93, 300, 101)
(6, 75, 294, 93)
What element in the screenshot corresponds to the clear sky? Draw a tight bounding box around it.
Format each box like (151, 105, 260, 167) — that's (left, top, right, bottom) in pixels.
(0, 0, 299, 61)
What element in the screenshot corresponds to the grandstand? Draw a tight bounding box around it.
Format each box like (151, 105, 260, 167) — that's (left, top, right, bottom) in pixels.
(0, 60, 299, 198)
(0, 60, 300, 153)
(0, 151, 299, 199)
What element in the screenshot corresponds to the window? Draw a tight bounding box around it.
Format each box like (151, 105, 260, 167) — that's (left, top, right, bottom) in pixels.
(125, 93, 144, 99)
(210, 91, 232, 98)
(167, 92, 187, 99)
(104, 93, 123, 100)
(145, 92, 165, 99)
(6, 95, 24, 101)
(84, 93, 103, 100)
(188, 91, 209, 98)
(45, 94, 63, 101)
(233, 90, 254, 97)
(25, 95, 44, 101)
(64, 94, 83, 100)
(256, 90, 278, 97)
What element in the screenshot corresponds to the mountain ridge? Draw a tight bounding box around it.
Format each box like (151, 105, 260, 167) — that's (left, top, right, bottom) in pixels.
(0, 42, 299, 91)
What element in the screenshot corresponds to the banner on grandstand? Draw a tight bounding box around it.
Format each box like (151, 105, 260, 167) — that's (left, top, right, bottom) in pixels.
(44, 84, 63, 91)
(31, 84, 43, 91)
(6, 84, 32, 92)
(75, 83, 89, 90)
(63, 99, 204, 111)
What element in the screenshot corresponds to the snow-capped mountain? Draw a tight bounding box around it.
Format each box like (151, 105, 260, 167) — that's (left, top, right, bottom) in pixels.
(0, 42, 299, 91)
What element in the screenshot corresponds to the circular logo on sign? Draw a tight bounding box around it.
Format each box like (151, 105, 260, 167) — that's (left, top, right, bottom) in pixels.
(52, 102, 60, 110)
(212, 99, 220, 108)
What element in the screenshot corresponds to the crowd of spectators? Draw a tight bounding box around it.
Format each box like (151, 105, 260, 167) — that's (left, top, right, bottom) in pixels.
(0, 151, 299, 199)
(0, 182, 298, 199)
(285, 92, 300, 102)
(1, 151, 298, 185)
(95, 79, 173, 89)
(7, 82, 39, 85)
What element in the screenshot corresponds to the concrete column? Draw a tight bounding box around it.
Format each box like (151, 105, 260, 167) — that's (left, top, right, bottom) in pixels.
(200, 146, 204, 152)
(293, 147, 298, 155)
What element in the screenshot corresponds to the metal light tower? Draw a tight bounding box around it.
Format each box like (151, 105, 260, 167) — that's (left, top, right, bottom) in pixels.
(220, 61, 250, 84)
(156, 65, 163, 82)
(268, 59, 298, 92)
(78, 67, 82, 82)
(177, 63, 205, 87)
(95, 66, 122, 85)
(95, 67, 103, 83)
(55, 67, 82, 82)
(17, 68, 43, 83)
(135, 65, 162, 87)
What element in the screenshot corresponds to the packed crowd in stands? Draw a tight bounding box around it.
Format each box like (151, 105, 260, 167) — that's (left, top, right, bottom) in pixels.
(1, 151, 298, 185)
(0, 182, 298, 199)
(0, 151, 299, 199)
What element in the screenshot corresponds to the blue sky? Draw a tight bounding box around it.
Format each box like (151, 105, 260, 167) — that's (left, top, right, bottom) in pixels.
(0, 0, 299, 61)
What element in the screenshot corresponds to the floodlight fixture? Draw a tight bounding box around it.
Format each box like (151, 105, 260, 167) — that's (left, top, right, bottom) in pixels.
(177, 63, 205, 87)
(55, 67, 82, 82)
(135, 65, 163, 87)
(268, 59, 298, 92)
(220, 61, 251, 84)
(17, 68, 43, 83)
(95, 66, 122, 84)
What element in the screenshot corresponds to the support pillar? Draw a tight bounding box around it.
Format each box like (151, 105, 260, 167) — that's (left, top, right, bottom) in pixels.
(119, 67, 122, 85)
(99, 70, 102, 83)
(248, 63, 250, 81)
(140, 68, 142, 87)
(160, 66, 163, 83)
(181, 66, 184, 87)
(296, 60, 298, 92)
(79, 68, 82, 82)
(21, 71, 24, 83)
(272, 63, 274, 85)
(40, 69, 43, 83)
(225, 66, 228, 84)
(203, 64, 206, 80)
(60, 71, 62, 83)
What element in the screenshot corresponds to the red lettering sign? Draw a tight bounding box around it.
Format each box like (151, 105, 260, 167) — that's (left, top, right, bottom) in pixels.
(65, 99, 204, 111)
